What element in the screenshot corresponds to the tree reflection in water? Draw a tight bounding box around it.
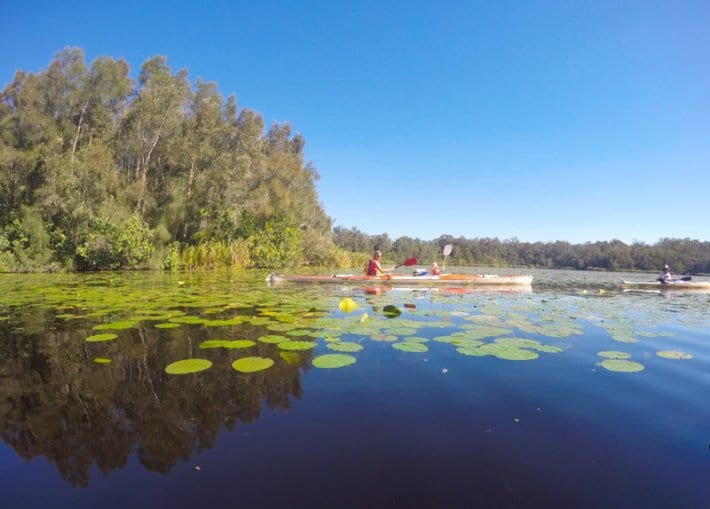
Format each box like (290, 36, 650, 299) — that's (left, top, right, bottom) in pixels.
(0, 318, 310, 486)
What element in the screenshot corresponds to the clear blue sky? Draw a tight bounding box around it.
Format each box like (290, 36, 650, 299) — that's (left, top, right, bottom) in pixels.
(3, 1, 709, 244)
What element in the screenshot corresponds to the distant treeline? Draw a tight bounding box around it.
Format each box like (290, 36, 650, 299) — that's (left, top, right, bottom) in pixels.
(0, 48, 347, 272)
(333, 227, 710, 274)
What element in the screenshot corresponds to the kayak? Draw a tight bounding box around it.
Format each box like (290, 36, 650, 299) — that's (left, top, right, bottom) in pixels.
(621, 280, 710, 290)
(267, 273, 533, 286)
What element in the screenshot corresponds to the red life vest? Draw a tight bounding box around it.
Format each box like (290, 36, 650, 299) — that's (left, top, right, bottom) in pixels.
(366, 259, 379, 276)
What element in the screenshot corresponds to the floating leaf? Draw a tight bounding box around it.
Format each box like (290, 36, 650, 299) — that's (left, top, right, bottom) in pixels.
(85, 333, 118, 342)
(199, 339, 255, 349)
(598, 351, 631, 359)
(338, 298, 358, 313)
(393, 342, 428, 353)
(479, 343, 539, 361)
(382, 305, 401, 317)
(656, 350, 692, 360)
(277, 341, 317, 351)
(312, 354, 357, 368)
(258, 334, 289, 344)
(456, 346, 488, 357)
(93, 357, 112, 364)
(279, 352, 301, 365)
(165, 359, 213, 375)
(327, 342, 364, 352)
(600, 359, 645, 373)
(232, 356, 274, 373)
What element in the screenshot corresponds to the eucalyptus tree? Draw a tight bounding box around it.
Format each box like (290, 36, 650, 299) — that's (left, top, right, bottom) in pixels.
(119, 56, 189, 216)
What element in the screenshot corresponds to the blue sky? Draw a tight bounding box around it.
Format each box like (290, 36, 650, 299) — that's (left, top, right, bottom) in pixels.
(2, 1, 709, 244)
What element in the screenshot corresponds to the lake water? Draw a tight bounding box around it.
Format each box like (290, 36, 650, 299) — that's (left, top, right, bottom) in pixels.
(1, 268, 709, 508)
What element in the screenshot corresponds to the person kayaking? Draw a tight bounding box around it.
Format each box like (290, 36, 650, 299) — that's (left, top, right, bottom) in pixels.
(658, 264, 672, 283)
(430, 262, 441, 275)
(365, 249, 391, 276)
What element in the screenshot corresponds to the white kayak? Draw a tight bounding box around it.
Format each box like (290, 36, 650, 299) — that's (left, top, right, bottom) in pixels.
(621, 280, 710, 290)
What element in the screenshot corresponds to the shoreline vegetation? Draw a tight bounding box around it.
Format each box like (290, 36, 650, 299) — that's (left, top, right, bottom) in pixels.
(1, 48, 709, 275)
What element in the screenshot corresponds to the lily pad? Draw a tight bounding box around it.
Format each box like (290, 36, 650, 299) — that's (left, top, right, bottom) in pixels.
(600, 359, 645, 373)
(165, 358, 213, 375)
(392, 342, 428, 353)
(277, 341, 317, 351)
(312, 354, 357, 369)
(93, 357, 112, 364)
(258, 334, 289, 344)
(326, 342, 364, 352)
(231, 356, 274, 373)
(85, 333, 118, 342)
(656, 350, 692, 360)
(199, 339, 255, 349)
(479, 343, 539, 361)
(155, 322, 181, 329)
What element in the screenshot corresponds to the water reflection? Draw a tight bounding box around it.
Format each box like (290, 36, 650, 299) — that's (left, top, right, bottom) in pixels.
(1, 268, 709, 499)
(0, 321, 310, 486)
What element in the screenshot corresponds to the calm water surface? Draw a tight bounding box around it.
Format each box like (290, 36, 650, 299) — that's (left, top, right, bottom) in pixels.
(0, 268, 709, 508)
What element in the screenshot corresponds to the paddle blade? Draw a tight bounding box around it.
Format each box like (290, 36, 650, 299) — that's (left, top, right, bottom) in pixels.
(443, 244, 453, 257)
(680, 276, 692, 281)
(394, 257, 417, 268)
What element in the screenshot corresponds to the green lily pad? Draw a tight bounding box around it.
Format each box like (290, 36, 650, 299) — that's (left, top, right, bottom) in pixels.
(165, 358, 213, 375)
(231, 356, 274, 373)
(656, 350, 692, 360)
(382, 305, 401, 317)
(456, 346, 488, 357)
(85, 333, 118, 342)
(258, 334, 289, 344)
(199, 339, 255, 349)
(93, 357, 112, 364)
(155, 322, 181, 329)
(392, 342, 428, 353)
(479, 343, 539, 361)
(280, 351, 301, 364)
(277, 341, 317, 351)
(600, 359, 645, 372)
(326, 342, 364, 352)
(312, 354, 357, 368)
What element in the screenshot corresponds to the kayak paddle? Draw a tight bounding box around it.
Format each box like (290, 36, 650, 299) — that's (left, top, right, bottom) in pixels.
(442, 244, 453, 271)
(658, 276, 692, 284)
(394, 257, 417, 269)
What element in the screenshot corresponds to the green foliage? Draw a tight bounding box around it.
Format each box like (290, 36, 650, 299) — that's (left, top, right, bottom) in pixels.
(75, 214, 153, 270)
(247, 216, 301, 269)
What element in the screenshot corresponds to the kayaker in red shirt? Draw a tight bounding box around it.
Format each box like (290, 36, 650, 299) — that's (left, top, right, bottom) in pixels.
(430, 262, 441, 275)
(366, 249, 391, 276)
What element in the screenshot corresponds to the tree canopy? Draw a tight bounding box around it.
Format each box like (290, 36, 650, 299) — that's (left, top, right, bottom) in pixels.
(0, 48, 333, 270)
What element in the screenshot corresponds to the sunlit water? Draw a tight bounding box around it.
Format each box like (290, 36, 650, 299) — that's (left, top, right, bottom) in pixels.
(1, 268, 709, 508)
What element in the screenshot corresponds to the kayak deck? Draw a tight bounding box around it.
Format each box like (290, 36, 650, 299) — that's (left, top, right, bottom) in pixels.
(268, 273, 533, 286)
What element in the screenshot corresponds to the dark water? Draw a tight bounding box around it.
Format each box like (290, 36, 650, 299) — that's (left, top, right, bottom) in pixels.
(1, 268, 709, 508)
